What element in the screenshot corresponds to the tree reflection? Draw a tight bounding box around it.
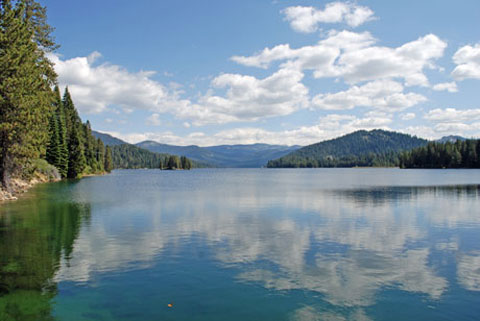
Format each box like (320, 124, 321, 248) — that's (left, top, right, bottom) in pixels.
(0, 199, 89, 320)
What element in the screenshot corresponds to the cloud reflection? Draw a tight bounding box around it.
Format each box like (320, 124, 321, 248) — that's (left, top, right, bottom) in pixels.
(54, 171, 480, 316)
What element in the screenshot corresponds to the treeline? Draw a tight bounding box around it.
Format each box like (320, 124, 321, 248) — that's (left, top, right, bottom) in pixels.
(0, 0, 112, 193)
(267, 151, 400, 168)
(400, 140, 480, 168)
(46, 87, 113, 178)
(111, 144, 192, 170)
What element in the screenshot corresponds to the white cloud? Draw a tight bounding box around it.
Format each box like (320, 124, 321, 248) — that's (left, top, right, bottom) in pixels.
(433, 122, 480, 133)
(312, 80, 426, 111)
(433, 82, 458, 93)
(338, 34, 446, 86)
(452, 44, 480, 80)
(48, 53, 309, 125)
(47, 53, 171, 114)
(282, 2, 375, 33)
(424, 108, 480, 123)
(423, 108, 480, 135)
(231, 30, 374, 70)
(233, 31, 446, 87)
(401, 113, 416, 121)
(146, 113, 162, 126)
(201, 67, 309, 122)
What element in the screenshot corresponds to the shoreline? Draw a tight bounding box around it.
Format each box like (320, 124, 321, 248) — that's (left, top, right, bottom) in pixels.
(0, 174, 60, 202)
(0, 171, 108, 203)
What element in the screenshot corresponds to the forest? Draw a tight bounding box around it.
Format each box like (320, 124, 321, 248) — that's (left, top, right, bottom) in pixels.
(110, 144, 192, 170)
(399, 140, 480, 168)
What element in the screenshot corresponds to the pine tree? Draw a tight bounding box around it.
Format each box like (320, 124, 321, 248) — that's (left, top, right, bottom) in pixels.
(62, 87, 80, 141)
(23, 0, 58, 51)
(0, 0, 57, 190)
(83, 120, 96, 172)
(180, 156, 192, 170)
(45, 106, 60, 166)
(96, 138, 105, 172)
(104, 146, 113, 172)
(53, 86, 68, 177)
(167, 155, 181, 169)
(67, 123, 86, 178)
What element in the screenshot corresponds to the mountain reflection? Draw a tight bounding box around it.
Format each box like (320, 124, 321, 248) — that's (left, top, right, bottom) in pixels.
(329, 184, 480, 205)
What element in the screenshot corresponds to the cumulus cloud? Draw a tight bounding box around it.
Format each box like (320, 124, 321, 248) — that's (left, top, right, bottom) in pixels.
(452, 44, 480, 80)
(282, 2, 375, 33)
(423, 108, 480, 135)
(146, 113, 162, 126)
(196, 67, 309, 123)
(233, 31, 446, 87)
(433, 82, 458, 93)
(401, 113, 416, 121)
(424, 108, 480, 123)
(312, 80, 426, 111)
(47, 52, 170, 114)
(49, 53, 309, 125)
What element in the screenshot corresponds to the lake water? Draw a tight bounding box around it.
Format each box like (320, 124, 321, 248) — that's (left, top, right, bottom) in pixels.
(1, 168, 480, 320)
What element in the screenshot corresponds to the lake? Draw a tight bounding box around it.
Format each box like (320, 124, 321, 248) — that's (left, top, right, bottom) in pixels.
(1, 168, 480, 320)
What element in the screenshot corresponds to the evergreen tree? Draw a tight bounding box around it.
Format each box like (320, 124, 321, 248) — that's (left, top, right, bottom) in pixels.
(181, 155, 192, 170)
(45, 106, 60, 166)
(23, 0, 58, 51)
(104, 146, 113, 172)
(53, 86, 68, 177)
(0, 0, 56, 190)
(167, 155, 181, 169)
(83, 120, 96, 172)
(67, 123, 86, 178)
(62, 87, 81, 141)
(96, 138, 105, 172)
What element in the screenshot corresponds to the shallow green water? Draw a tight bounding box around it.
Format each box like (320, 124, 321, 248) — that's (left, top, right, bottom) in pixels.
(1, 168, 480, 320)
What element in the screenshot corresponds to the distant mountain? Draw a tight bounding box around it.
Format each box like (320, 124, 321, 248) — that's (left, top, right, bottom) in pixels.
(92, 131, 199, 169)
(267, 129, 428, 168)
(136, 141, 300, 168)
(436, 135, 467, 143)
(92, 131, 127, 146)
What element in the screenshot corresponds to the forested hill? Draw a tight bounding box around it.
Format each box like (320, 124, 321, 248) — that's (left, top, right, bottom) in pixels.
(136, 141, 300, 168)
(267, 130, 428, 168)
(92, 131, 127, 146)
(92, 131, 198, 169)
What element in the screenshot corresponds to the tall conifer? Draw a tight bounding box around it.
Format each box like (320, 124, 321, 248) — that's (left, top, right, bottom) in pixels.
(0, 0, 56, 190)
(67, 123, 86, 178)
(53, 86, 68, 177)
(104, 146, 113, 172)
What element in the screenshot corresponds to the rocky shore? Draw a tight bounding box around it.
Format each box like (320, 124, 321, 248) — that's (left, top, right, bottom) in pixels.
(0, 161, 61, 202)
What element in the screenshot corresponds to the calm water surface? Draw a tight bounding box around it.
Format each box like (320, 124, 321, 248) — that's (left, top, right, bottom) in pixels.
(1, 169, 480, 320)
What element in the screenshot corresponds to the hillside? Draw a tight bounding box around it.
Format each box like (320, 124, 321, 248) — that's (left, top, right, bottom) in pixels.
(267, 130, 428, 168)
(92, 131, 198, 169)
(92, 131, 128, 146)
(136, 141, 300, 168)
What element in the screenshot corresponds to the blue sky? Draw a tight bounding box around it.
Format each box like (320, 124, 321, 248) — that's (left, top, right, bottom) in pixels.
(43, 0, 480, 146)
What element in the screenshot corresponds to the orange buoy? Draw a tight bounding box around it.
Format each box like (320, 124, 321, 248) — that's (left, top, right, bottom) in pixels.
(167, 303, 173, 308)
